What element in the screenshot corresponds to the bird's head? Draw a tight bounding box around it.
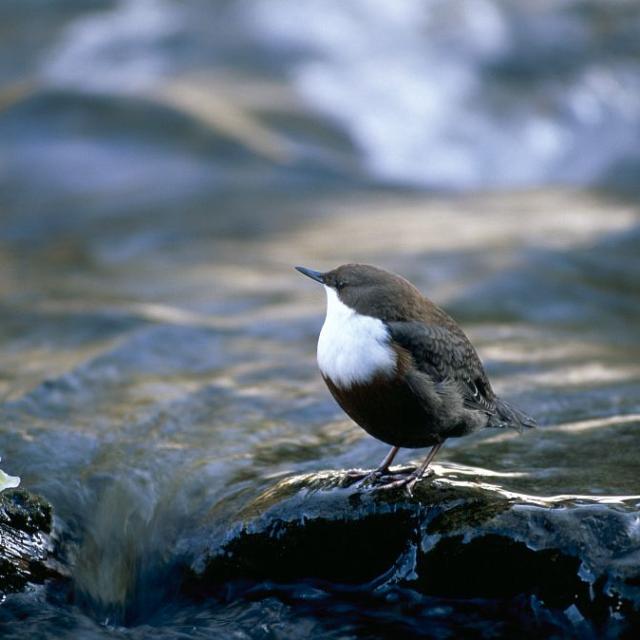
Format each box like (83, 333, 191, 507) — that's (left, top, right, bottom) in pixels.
(295, 263, 420, 320)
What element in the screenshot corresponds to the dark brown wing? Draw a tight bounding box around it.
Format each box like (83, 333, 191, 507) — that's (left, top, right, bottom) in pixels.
(386, 320, 496, 414)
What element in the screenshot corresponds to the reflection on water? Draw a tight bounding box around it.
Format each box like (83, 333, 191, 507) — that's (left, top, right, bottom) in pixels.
(0, 188, 639, 636)
(1, 0, 640, 638)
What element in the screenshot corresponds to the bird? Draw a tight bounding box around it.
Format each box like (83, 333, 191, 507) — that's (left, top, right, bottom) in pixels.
(296, 263, 536, 494)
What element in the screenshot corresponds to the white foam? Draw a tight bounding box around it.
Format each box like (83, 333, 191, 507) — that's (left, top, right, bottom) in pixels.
(248, 0, 640, 189)
(43, 0, 182, 93)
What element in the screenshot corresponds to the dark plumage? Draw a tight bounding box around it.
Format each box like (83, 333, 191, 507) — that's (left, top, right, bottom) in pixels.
(296, 263, 535, 492)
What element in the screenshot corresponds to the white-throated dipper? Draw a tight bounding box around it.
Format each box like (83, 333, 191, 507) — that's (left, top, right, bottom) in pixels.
(296, 263, 535, 494)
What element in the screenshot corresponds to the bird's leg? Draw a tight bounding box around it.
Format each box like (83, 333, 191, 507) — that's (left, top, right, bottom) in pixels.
(377, 441, 444, 495)
(345, 445, 401, 481)
(355, 446, 404, 484)
(405, 442, 443, 493)
(376, 445, 401, 474)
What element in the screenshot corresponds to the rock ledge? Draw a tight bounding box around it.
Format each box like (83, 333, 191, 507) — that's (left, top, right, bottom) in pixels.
(187, 467, 640, 624)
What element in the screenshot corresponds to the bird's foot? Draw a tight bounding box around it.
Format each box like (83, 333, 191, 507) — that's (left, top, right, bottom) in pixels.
(375, 473, 419, 496)
(343, 468, 384, 487)
(344, 468, 369, 479)
(344, 468, 389, 487)
(358, 465, 414, 486)
(344, 465, 414, 486)
(358, 469, 384, 484)
(375, 467, 435, 496)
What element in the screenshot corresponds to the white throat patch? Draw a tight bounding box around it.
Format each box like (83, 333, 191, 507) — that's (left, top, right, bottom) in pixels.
(317, 286, 396, 388)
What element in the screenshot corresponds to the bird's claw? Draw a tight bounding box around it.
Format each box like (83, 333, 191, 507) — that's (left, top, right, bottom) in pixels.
(344, 465, 414, 486)
(343, 468, 385, 488)
(373, 467, 434, 495)
(344, 468, 370, 479)
(359, 469, 384, 484)
(360, 465, 415, 485)
(374, 474, 415, 492)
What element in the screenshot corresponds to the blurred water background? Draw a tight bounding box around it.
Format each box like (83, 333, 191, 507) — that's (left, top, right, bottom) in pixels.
(0, 0, 639, 637)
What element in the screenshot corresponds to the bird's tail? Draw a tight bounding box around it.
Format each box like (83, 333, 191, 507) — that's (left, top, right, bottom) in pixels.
(488, 397, 537, 431)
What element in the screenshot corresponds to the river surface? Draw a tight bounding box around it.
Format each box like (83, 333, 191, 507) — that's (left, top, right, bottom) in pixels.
(1, 1, 640, 638)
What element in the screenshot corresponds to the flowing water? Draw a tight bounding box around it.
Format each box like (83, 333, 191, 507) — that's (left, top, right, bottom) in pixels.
(1, 1, 640, 637)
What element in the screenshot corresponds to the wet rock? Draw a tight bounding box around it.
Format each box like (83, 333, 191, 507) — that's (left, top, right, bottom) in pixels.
(0, 489, 65, 594)
(187, 468, 640, 625)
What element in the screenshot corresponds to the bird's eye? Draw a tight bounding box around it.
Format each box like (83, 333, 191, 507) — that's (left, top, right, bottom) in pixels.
(336, 281, 347, 290)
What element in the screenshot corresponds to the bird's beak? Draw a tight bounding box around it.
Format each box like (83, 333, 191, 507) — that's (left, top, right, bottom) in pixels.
(295, 266, 325, 284)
